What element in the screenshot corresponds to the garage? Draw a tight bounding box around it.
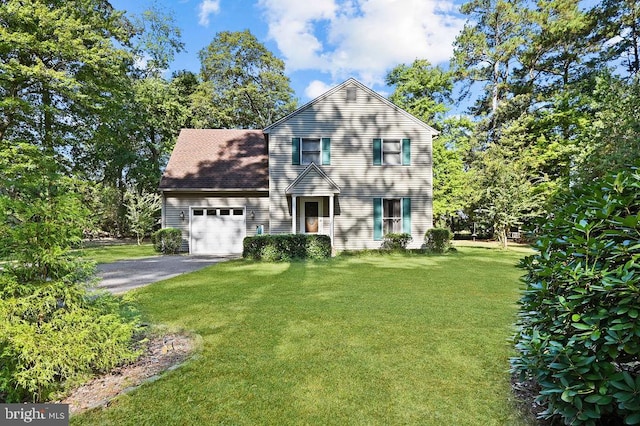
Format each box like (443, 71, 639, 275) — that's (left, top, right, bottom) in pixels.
(190, 207, 246, 255)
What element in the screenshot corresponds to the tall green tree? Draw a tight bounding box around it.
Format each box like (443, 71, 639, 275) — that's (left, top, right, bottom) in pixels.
(474, 134, 543, 247)
(452, 0, 528, 133)
(386, 59, 453, 125)
(0, 0, 131, 152)
(129, 3, 185, 78)
(593, 0, 640, 76)
(575, 73, 640, 181)
(432, 117, 477, 221)
(196, 30, 297, 128)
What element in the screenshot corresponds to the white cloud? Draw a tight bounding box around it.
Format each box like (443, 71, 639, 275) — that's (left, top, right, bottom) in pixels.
(198, 0, 221, 26)
(304, 80, 333, 99)
(259, 0, 465, 88)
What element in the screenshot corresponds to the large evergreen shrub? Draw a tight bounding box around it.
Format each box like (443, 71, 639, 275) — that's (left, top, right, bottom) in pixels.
(512, 169, 640, 425)
(0, 144, 141, 402)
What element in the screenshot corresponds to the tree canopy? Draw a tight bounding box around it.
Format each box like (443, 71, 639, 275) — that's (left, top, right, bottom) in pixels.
(195, 30, 297, 129)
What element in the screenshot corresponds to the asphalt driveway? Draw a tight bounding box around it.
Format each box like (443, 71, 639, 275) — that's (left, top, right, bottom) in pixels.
(96, 255, 235, 294)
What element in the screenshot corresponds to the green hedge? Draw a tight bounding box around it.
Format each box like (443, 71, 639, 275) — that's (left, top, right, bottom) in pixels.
(243, 234, 331, 261)
(424, 228, 453, 253)
(512, 169, 640, 425)
(151, 228, 182, 254)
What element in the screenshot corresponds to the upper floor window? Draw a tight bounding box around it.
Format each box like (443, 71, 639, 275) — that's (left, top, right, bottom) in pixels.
(373, 138, 411, 166)
(292, 137, 331, 165)
(302, 138, 321, 164)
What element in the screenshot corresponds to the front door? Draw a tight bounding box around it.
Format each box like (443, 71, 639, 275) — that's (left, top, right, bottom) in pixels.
(305, 201, 319, 233)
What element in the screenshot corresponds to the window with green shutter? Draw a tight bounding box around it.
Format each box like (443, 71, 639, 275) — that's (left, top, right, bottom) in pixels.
(373, 198, 383, 240)
(373, 139, 382, 165)
(293, 137, 331, 165)
(402, 197, 411, 233)
(322, 138, 331, 165)
(292, 137, 301, 165)
(374, 138, 411, 165)
(374, 198, 412, 240)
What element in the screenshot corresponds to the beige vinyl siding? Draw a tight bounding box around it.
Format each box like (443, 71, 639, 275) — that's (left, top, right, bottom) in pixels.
(163, 192, 269, 252)
(267, 82, 433, 250)
(287, 168, 338, 195)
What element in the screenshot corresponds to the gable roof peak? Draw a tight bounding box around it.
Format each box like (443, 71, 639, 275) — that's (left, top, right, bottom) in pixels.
(264, 78, 439, 134)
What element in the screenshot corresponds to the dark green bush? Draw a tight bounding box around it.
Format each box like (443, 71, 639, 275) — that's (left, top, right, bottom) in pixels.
(243, 234, 331, 261)
(380, 233, 412, 251)
(152, 228, 182, 254)
(424, 228, 453, 253)
(512, 169, 640, 425)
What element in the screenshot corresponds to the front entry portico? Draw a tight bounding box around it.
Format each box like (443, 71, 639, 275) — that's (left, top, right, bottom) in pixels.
(286, 164, 341, 246)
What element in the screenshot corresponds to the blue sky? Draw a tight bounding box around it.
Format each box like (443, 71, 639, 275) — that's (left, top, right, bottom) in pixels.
(111, 0, 467, 104)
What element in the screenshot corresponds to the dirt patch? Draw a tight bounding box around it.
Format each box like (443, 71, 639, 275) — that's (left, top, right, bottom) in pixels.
(59, 333, 197, 414)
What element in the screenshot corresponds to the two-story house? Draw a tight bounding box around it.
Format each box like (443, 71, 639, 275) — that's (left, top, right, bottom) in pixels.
(159, 78, 437, 254)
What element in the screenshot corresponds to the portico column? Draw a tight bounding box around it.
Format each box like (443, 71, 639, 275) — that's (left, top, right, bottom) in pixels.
(292, 195, 297, 234)
(329, 194, 334, 245)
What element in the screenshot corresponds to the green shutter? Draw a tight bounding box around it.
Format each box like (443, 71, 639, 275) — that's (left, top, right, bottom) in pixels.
(373, 198, 383, 241)
(373, 139, 382, 165)
(402, 197, 411, 234)
(322, 137, 331, 165)
(292, 137, 300, 165)
(402, 138, 411, 165)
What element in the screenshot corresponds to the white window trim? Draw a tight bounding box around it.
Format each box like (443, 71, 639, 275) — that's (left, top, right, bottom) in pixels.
(382, 198, 402, 234)
(382, 139, 402, 165)
(300, 137, 321, 165)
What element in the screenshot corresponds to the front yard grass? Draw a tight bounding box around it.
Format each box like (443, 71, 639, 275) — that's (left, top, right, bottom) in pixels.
(71, 247, 533, 425)
(75, 243, 156, 264)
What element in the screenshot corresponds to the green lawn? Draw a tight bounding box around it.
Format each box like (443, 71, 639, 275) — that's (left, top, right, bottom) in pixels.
(75, 243, 156, 264)
(72, 247, 533, 426)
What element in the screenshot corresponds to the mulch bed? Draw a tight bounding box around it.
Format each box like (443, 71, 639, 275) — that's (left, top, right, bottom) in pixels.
(59, 333, 196, 414)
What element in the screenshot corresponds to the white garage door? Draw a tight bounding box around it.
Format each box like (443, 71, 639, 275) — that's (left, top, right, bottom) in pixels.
(190, 208, 246, 255)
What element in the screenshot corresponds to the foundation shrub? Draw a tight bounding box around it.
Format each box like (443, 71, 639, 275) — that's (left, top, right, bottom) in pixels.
(424, 228, 453, 253)
(151, 228, 182, 254)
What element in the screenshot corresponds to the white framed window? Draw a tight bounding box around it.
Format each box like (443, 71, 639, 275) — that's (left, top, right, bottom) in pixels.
(382, 140, 401, 165)
(301, 138, 321, 165)
(292, 137, 331, 165)
(373, 138, 411, 166)
(373, 197, 411, 240)
(383, 198, 402, 234)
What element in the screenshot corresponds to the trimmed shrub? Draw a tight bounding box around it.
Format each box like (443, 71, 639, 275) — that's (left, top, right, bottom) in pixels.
(512, 169, 640, 425)
(243, 234, 331, 261)
(380, 233, 412, 251)
(424, 228, 453, 253)
(152, 228, 182, 254)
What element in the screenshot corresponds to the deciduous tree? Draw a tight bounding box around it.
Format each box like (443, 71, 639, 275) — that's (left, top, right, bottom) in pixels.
(196, 30, 297, 128)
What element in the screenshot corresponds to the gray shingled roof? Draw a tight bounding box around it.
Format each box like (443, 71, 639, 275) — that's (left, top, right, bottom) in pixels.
(159, 129, 268, 191)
